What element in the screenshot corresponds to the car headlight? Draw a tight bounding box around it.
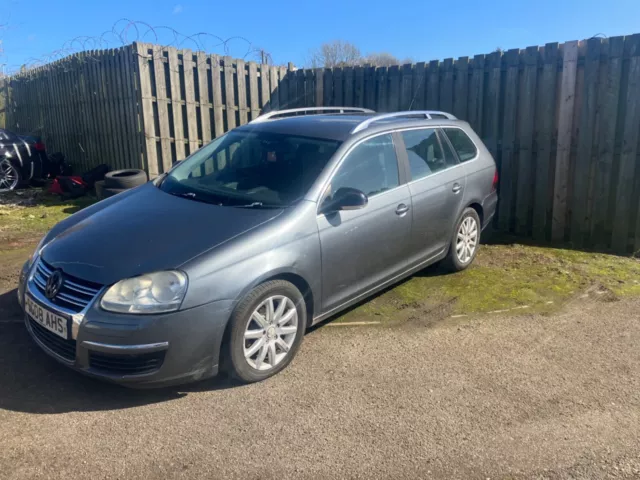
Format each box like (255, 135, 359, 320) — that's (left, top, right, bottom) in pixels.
(28, 236, 47, 268)
(100, 271, 188, 314)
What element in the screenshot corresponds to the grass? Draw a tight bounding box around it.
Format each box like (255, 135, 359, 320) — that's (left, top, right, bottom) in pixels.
(2, 188, 639, 325)
(0, 189, 95, 243)
(337, 242, 640, 325)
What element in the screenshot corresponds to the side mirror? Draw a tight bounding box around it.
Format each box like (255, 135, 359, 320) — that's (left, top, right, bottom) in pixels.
(322, 187, 368, 214)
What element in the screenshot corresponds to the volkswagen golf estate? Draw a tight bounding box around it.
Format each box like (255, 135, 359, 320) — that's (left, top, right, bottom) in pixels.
(18, 108, 498, 386)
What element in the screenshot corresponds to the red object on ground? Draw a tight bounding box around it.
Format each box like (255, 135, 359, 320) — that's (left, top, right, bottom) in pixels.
(49, 176, 89, 195)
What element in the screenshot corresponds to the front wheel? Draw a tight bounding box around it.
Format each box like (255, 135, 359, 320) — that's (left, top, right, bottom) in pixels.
(442, 207, 481, 272)
(225, 280, 306, 383)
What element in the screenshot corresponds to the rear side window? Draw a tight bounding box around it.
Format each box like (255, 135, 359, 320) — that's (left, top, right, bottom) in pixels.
(401, 128, 457, 181)
(330, 134, 399, 197)
(443, 128, 478, 162)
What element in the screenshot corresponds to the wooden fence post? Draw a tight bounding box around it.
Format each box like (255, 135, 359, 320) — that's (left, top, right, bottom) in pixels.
(551, 41, 579, 242)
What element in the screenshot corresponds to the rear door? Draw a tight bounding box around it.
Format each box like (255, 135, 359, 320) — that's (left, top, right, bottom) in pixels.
(317, 133, 412, 313)
(397, 127, 466, 266)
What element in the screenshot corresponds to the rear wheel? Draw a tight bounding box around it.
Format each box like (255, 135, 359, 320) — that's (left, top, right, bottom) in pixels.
(0, 158, 21, 192)
(442, 207, 481, 272)
(225, 280, 306, 383)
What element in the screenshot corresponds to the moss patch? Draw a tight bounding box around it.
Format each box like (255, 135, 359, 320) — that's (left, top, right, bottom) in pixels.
(337, 244, 640, 325)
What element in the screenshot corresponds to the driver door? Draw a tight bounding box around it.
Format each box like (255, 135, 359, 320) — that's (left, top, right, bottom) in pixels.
(317, 133, 412, 313)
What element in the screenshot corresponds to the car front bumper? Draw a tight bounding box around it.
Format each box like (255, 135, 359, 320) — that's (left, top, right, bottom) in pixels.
(18, 260, 232, 388)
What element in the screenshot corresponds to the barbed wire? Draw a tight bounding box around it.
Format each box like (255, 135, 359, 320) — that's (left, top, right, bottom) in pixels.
(4, 19, 274, 75)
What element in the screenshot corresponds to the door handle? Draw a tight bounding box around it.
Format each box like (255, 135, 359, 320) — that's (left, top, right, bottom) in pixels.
(395, 203, 410, 215)
(452, 183, 462, 194)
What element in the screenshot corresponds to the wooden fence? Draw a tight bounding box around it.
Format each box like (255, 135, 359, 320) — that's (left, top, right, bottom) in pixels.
(3, 35, 640, 253)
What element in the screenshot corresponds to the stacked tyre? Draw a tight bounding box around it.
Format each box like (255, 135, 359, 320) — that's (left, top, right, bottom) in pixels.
(96, 169, 148, 199)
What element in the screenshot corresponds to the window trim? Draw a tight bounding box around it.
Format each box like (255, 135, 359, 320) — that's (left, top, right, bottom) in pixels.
(441, 126, 480, 164)
(315, 131, 406, 213)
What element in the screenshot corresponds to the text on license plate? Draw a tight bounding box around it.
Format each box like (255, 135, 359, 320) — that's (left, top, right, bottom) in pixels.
(25, 295, 68, 340)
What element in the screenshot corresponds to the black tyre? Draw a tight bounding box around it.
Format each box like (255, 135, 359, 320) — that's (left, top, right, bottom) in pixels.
(103, 186, 128, 198)
(104, 169, 148, 189)
(225, 280, 306, 383)
(442, 207, 481, 272)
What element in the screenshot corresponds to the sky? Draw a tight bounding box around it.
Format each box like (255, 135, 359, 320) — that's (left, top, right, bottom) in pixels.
(1, 0, 639, 73)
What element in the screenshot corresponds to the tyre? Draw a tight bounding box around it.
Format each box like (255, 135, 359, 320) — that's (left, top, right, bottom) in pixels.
(103, 186, 128, 198)
(442, 207, 481, 272)
(104, 169, 148, 189)
(0, 158, 22, 192)
(225, 280, 306, 383)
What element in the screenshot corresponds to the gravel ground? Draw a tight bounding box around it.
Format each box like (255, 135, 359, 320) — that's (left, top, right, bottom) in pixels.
(1, 293, 639, 479)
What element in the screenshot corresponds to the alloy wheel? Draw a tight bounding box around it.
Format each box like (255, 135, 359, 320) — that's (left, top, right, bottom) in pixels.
(456, 216, 478, 264)
(243, 295, 298, 371)
(0, 159, 19, 192)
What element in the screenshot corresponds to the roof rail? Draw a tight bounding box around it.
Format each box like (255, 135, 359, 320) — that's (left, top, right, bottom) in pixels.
(351, 110, 457, 133)
(250, 107, 375, 124)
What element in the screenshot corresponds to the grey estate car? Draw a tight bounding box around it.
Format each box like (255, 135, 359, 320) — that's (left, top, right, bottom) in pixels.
(18, 108, 498, 386)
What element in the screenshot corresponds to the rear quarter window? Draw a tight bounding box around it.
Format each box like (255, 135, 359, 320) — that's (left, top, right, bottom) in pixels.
(443, 128, 478, 162)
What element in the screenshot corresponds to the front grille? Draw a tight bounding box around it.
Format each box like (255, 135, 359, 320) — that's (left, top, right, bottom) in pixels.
(28, 317, 76, 362)
(89, 351, 166, 376)
(32, 259, 102, 313)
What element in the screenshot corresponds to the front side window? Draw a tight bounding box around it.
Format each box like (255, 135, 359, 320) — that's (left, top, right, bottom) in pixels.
(329, 134, 399, 197)
(443, 128, 478, 162)
(401, 128, 457, 180)
(161, 130, 341, 207)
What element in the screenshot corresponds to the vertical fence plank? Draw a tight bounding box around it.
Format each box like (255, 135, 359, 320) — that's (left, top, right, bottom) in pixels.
(484, 51, 502, 160)
(439, 58, 454, 113)
(333, 68, 343, 106)
(236, 59, 248, 125)
(466, 55, 483, 132)
(426, 60, 439, 109)
(453, 57, 469, 121)
(152, 45, 173, 172)
(571, 38, 602, 246)
(343, 66, 354, 106)
(111, 49, 132, 169)
(182, 50, 199, 154)
(376, 67, 388, 111)
(287, 64, 298, 108)
(410, 62, 426, 110)
(612, 35, 640, 252)
(364, 66, 376, 110)
(314, 68, 324, 106)
(168, 47, 186, 160)
(354, 66, 365, 107)
(278, 66, 289, 108)
(298, 68, 307, 107)
(248, 62, 260, 120)
(591, 36, 624, 247)
(269, 65, 279, 111)
(532, 43, 559, 241)
(399, 64, 413, 110)
(388, 65, 401, 111)
(134, 43, 158, 175)
(304, 70, 315, 106)
(497, 49, 521, 231)
(552, 41, 579, 241)
(323, 69, 333, 106)
(224, 57, 237, 130)
(514, 46, 539, 235)
(196, 51, 212, 145)
(259, 64, 271, 111)
(209, 54, 224, 139)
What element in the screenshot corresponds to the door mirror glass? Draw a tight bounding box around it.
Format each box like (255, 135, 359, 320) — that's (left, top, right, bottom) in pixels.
(322, 187, 368, 214)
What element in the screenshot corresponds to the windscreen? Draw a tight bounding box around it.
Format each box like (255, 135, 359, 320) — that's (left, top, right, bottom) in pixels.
(161, 130, 341, 207)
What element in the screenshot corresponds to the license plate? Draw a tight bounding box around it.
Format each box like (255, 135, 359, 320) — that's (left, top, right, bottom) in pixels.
(25, 295, 69, 340)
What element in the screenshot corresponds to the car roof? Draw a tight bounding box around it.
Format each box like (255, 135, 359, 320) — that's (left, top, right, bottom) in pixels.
(234, 114, 377, 141)
(233, 113, 468, 142)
